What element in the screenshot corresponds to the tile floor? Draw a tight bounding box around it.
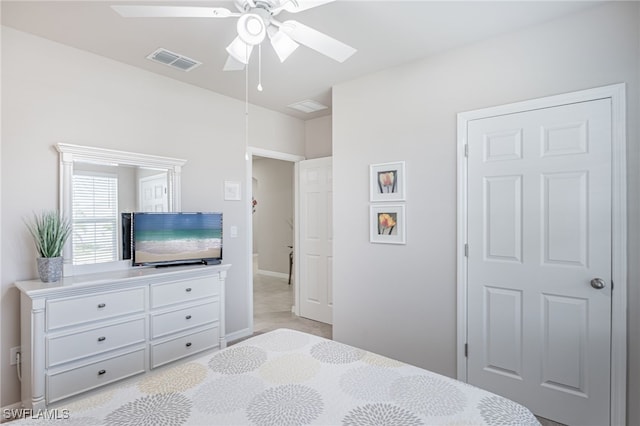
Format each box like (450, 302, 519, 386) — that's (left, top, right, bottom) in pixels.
(252, 272, 332, 339)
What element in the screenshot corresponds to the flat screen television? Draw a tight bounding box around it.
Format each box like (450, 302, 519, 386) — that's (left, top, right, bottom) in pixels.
(131, 212, 222, 267)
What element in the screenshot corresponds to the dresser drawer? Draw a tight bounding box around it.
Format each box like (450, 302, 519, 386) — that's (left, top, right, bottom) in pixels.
(150, 326, 219, 368)
(47, 288, 145, 331)
(151, 301, 219, 339)
(47, 348, 145, 404)
(150, 277, 218, 309)
(47, 317, 146, 367)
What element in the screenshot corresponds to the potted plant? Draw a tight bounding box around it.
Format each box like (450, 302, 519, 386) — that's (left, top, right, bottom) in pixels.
(25, 210, 71, 282)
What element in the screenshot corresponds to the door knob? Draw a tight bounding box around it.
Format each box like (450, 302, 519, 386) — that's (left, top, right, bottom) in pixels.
(590, 278, 606, 289)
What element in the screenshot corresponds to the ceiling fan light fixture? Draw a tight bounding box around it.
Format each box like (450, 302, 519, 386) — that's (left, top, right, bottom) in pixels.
(226, 36, 254, 64)
(224, 55, 246, 71)
(237, 13, 266, 45)
(268, 27, 299, 62)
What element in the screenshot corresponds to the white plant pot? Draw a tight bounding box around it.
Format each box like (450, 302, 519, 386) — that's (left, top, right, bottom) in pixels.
(37, 256, 63, 283)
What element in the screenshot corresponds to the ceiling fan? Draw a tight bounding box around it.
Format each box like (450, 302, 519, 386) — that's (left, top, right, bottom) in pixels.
(111, 0, 357, 71)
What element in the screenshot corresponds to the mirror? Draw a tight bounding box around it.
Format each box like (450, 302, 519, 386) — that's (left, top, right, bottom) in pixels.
(56, 143, 186, 276)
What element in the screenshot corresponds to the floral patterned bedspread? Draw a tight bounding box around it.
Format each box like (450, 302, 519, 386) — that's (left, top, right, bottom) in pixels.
(18, 329, 540, 425)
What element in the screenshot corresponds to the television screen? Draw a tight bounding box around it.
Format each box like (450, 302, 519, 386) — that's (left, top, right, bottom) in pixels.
(132, 212, 222, 266)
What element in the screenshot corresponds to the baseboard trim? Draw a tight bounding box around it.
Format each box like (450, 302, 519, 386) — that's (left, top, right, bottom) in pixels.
(225, 327, 252, 344)
(257, 269, 289, 280)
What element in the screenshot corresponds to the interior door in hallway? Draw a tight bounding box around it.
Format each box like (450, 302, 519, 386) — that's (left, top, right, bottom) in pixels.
(466, 99, 612, 425)
(139, 173, 168, 212)
(298, 157, 333, 324)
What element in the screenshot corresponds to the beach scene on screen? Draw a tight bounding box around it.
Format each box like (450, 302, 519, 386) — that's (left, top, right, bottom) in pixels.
(134, 213, 222, 264)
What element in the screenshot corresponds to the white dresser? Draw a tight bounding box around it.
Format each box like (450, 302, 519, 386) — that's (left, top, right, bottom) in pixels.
(15, 263, 230, 410)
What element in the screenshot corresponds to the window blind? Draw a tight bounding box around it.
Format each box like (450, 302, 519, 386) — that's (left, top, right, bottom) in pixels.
(72, 172, 118, 265)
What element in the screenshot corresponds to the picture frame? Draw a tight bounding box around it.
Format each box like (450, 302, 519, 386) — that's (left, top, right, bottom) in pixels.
(370, 204, 406, 244)
(370, 161, 405, 202)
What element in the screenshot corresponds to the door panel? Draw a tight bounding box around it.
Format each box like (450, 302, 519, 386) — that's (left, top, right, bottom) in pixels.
(483, 286, 523, 379)
(467, 99, 611, 425)
(298, 157, 333, 324)
(542, 172, 588, 266)
(541, 294, 588, 396)
(139, 174, 168, 212)
(484, 175, 522, 261)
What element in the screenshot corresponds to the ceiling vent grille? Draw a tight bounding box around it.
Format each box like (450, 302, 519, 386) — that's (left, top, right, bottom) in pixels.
(287, 99, 328, 113)
(146, 48, 202, 72)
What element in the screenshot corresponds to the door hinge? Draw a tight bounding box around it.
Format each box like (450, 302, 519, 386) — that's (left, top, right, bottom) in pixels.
(464, 144, 468, 157)
(611, 280, 614, 290)
(464, 244, 468, 257)
(465, 343, 468, 358)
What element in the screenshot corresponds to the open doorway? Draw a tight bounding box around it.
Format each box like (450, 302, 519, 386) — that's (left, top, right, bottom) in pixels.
(252, 156, 295, 332)
(247, 149, 331, 339)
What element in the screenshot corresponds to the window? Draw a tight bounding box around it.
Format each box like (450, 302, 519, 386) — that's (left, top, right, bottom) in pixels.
(72, 172, 118, 265)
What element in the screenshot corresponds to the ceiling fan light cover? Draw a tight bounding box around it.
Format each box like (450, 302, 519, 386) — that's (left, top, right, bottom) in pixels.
(269, 29, 299, 62)
(237, 13, 266, 45)
(224, 55, 246, 71)
(226, 36, 254, 64)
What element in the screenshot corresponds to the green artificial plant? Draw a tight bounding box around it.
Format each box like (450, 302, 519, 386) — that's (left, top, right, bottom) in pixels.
(25, 210, 72, 258)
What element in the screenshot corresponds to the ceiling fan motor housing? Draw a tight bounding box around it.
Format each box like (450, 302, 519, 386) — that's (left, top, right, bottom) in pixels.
(234, 0, 278, 13)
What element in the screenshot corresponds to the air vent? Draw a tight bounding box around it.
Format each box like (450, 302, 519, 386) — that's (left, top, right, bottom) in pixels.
(146, 48, 202, 72)
(287, 99, 328, 113)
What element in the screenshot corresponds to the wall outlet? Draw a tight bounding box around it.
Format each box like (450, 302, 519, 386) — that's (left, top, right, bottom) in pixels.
(10, 346, 21, 366)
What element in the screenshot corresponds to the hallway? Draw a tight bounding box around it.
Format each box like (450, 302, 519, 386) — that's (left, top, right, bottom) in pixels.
(253, 272, 332, 339)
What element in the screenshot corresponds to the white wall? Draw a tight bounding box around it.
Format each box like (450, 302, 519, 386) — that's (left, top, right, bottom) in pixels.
(0, 27, 304, 406)
(252, 157, 294, 275)
(332, 2, 639, 424)
(305, 115, 332, 159)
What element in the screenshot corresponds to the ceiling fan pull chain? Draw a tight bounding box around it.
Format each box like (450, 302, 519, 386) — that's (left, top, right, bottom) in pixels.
(245, 43, 249, 116)
(257, 44, 263, 92)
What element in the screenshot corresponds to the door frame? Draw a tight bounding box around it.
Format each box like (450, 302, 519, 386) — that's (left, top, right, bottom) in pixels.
(245, 147, 305, 335)
(456, 83, 627, 425)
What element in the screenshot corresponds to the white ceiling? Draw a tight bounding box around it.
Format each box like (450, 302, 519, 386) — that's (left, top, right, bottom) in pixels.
(1, 1, 600, 120)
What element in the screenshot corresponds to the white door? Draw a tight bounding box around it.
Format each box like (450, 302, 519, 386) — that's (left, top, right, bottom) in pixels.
(466, 99, 611, 425)
(139, 173, 168, 212)
(298, 157, 333, 324)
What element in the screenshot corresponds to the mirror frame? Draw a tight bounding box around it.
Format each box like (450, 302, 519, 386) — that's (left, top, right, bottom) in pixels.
(56, 143, 187, 276)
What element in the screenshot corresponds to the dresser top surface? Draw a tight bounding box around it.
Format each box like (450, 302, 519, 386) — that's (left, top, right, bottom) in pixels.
(16, 263, 231, 296)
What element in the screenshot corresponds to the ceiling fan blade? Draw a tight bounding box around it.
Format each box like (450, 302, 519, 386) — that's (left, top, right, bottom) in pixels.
(279, 20, 356, 63)
(226, 36, 254, 65)
(223, 55, 246, 71)
(280, 0, 335, 13)
(110, 5, 237, 18)
(268, 26, 300, 63)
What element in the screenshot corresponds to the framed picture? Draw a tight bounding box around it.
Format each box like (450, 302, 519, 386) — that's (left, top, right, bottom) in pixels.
(370, 161, 405, 202)
(370, 204, 406, 244)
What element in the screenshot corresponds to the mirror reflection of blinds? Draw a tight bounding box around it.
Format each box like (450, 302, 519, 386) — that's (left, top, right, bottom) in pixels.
(72, 172, 118, 265)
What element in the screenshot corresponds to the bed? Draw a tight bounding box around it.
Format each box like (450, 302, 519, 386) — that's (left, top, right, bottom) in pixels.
(17, 329, 540, 425)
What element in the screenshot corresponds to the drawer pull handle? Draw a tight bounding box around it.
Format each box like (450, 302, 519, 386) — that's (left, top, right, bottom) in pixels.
(185, 342, 192, 348)
(185, 315, 192, 320)
(97, 303, 106, 309)
(185, 288, 192, 292)
(97, 336, 106, 342)
(98, 369, 106, 376)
